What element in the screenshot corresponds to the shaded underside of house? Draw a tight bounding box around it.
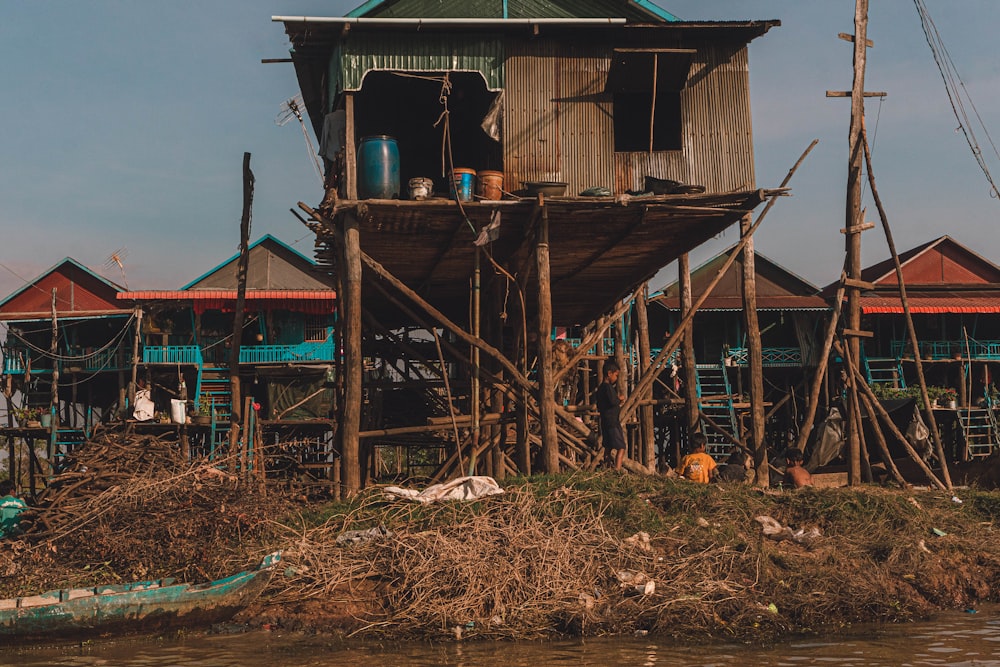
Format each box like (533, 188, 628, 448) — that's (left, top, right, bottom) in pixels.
(313, 190, 772, 327)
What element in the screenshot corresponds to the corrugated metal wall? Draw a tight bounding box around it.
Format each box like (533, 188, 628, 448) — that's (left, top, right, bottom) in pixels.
(334, 33, 504, 93)
(505, 39, 756, 195)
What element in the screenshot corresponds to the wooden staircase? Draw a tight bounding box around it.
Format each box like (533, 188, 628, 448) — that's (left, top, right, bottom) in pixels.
(695, 364, 738, 460)
(958, 408, 998, 459)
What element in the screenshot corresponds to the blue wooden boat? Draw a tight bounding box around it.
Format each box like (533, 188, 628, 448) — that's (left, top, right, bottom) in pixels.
(0, 551, 280, 640)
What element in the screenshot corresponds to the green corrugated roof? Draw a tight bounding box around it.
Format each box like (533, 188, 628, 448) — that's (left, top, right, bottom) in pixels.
(331, 32, 504, 93)
(348, 0, 678, 21)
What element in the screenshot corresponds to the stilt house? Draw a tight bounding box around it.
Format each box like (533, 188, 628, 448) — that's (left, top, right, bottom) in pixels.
(842, 236, 1000, 459)
(0, 258, 133, 486)
(275, 0, 782, 490)
(652, 246, 828, 457)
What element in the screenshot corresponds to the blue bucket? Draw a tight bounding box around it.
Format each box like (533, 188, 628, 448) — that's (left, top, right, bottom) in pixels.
(451, 168, 476, 202)
(357, 135, 400, 199)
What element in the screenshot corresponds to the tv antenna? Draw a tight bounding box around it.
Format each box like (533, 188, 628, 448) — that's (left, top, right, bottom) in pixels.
(276, 93, 324, 185)
(104, 247, 129, 289)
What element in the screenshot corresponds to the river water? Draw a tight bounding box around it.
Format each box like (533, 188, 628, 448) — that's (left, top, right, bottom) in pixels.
(3, 606, 998, 666)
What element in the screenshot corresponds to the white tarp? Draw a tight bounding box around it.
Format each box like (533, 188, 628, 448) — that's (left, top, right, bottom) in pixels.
(383, 476, 504, 504)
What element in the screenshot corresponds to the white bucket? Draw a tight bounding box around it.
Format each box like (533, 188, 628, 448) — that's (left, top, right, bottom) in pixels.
(408, 177, 434, 200)
(170, 399, 187, 424)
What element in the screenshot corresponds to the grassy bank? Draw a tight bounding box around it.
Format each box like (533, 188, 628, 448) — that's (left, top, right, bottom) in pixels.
(250, 473, 1000, 641)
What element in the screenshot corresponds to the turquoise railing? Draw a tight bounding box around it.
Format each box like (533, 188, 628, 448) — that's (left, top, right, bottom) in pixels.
(2, 347, 131, 374)
(564, 337, 616, 356)
(238, 340, 336, 364)
(143, 345, 204, 365)
(727, 347, 802, 367)
(890, 339, 1000, 361)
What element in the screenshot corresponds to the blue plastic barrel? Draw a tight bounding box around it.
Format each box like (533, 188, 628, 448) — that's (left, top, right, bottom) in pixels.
(357, 135, 400, 199)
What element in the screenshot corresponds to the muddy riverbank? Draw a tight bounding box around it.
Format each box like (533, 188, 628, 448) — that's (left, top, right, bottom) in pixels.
(5, 438, 1000, 644)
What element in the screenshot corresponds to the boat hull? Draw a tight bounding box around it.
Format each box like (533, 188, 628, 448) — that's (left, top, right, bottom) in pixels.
(0, 552, 279, 641)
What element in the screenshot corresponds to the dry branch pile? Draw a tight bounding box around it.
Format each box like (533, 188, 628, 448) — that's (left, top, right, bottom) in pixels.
(0, 431, 292, 597)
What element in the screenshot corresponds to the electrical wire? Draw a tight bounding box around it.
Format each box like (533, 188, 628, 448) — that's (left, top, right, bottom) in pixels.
(914, 0, 1000, 200)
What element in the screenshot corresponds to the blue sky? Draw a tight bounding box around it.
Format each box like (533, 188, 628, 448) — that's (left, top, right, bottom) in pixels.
(1, 1, 998, 299)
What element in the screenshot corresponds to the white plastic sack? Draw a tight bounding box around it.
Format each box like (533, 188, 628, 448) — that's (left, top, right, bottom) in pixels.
(133, 389, 154, 422)
(383, 476, 504, 504)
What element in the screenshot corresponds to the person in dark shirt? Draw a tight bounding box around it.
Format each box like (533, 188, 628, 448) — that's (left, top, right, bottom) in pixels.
(596, 360, 627, 470)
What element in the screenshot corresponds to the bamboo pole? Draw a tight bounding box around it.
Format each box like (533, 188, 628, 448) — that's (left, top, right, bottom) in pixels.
(622, 139, 818, 422)
(49, 289, 59, 462)
(794, 275, 847, 451)
(836, 340, 946, 490)
(861, 120, 952, 488)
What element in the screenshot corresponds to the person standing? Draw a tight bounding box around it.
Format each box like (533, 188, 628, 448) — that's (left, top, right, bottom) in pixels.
(678, 433, 718, 483)
(596, 360, 627, 470)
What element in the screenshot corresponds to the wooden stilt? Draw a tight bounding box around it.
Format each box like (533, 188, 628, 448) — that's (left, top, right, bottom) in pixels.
(635, 283, 655, 469)
(740, 214, 768, 485)
(536, 200, 559, 473)
(679, 254, 700, 440)
(341, 211, 363, 495)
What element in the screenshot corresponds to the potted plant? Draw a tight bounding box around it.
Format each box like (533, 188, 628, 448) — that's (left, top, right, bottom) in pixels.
(192, 396, 214, 425)
(12, 406, 42, 428)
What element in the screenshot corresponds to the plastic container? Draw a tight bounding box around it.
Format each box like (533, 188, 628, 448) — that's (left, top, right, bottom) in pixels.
(170, 398, 187, 424)
(451, 168, 476, 202)
(408, 177, 434, 200)
(357, 135, 400, 199)
(476, 170, 504, 200)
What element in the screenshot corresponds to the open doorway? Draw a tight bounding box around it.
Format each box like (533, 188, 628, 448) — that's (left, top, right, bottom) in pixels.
(354, 71, 503, 197)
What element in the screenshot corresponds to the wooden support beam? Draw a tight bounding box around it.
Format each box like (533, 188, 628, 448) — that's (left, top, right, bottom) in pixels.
(842, 328, 874, 338)
(825, 90, 887, 97)
(838, 32, 874, 47)
(840, 221, 875, 234)
(842, 277, 876, 290)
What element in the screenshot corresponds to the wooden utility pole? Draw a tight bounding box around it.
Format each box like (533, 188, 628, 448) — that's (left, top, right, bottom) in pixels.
(843, 0, 869, 485)
(229, 152, 254, 472)
(740, 215, 768, 486)
(49, 289, 60, 460)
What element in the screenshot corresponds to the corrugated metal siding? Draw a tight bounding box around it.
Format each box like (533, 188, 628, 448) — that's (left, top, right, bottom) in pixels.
(335, 33, 504, 92)
(614, 44, 754, 193)
(506, 38, 755, 196)
(685, 44, 755, 192)
(505, 40, 615, 194)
